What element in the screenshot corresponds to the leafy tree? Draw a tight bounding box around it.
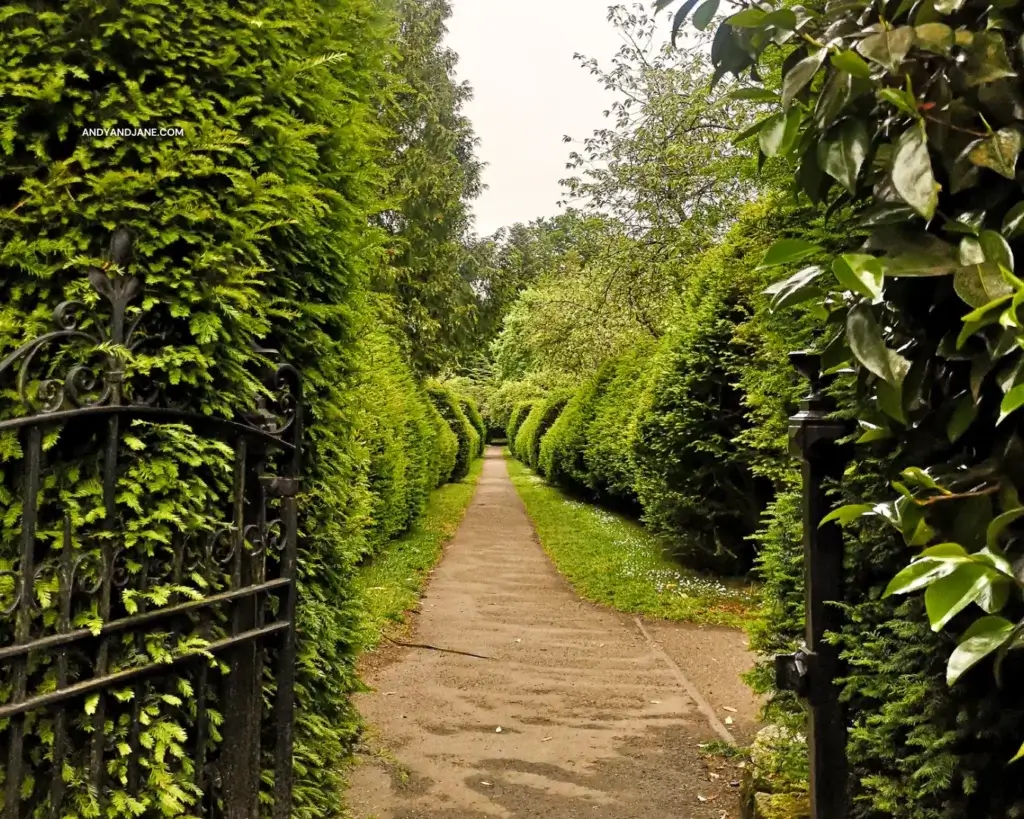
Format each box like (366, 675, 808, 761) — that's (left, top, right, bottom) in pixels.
(661, 0, 1024, 811)
(376, 0, 484, 373)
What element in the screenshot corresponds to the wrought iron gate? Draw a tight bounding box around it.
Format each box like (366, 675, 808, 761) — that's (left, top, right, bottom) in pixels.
(0, 231, 301, 818)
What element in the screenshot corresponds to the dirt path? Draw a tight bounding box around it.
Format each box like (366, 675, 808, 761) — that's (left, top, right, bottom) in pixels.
(348, 448, 760, 819)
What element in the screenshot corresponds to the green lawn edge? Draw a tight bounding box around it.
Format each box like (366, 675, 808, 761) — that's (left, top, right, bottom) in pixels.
(351, 456, 485, 653)
(506, 452, 757, 629)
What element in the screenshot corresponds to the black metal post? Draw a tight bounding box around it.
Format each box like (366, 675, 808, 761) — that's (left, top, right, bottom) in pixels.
(775, 351, 853, 819)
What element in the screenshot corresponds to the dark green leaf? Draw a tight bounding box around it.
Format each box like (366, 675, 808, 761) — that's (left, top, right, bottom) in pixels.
(947, 392, 978, 442)
(818, 119, 870, 193)
(979, 229, 1014, 271)
(947, 615, 1015, 684)
(1002, 202, 1024, 239)
(987, 508, 1024, 550)
(692, 0, 720, 31)
(968, 128, 1022, 179)
(892, 124, 939, 219)
(963, 32, 1017, 87)
(671, 0, 704, 45)
(998, 383, 1024, 424)
(820, 503, 874, 526)
(858, 27, 915, 73)
(815, 71, 854, 128)
(925, 563, 994, 631)
(782, 50, 826, 109)
(847, 302, 910, 385)
(884, 543, 970, 596)
(915, 22, 954, 53)
(726, 7, 767, 26)
(831, 49, 873, 79)
(764, 265, 826, 310)
(954, 262, 1014, 308)
(870, 229, 960, 276)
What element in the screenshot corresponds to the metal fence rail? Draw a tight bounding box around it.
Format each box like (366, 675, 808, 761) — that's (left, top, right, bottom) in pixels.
(0, 230, 301, 818)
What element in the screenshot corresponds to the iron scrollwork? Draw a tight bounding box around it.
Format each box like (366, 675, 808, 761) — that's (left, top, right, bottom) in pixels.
(0, 229, 154, 416)
(0, 229, 303, 819)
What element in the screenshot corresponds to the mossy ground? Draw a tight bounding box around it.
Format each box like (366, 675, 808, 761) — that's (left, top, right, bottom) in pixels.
(506, 454, 757, 628)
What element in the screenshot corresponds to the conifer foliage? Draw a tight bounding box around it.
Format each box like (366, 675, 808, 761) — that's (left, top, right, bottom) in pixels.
(0, 0, 483, 816)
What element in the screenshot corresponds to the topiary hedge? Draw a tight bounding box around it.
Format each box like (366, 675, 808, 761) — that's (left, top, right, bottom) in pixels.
(506, 399, 537, 445)
(513, 390, 572, 469)
(0, 0, 462, 816)
(426, 380, 479, 482)
(581, 339, 663, 508)
(460, 395, 487, 455)
(538, 364, 618, 490)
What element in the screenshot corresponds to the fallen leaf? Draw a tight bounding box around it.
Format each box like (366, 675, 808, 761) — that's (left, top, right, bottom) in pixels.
(698, 795, 708, 803)
(481, 781, 492, 786)
(650, 700, 662, 704)
(542, 736, 553, 742)
(383, 691, 398, 696)
(708, 772, 721, 780)
(722, 706, 738, 713)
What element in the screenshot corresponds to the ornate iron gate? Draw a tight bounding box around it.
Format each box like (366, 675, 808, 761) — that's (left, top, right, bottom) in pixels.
(0, 231, 301, 818)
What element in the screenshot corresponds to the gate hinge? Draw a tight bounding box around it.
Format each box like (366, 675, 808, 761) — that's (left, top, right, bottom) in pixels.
(775, 646, 814, 698)
(261, 476, 301, 498)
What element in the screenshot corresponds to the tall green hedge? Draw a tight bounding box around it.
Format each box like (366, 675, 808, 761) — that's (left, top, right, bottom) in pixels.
(426, 380, 479, 481)
(538, 365, 617, 490)
(513, 390, 571, 469)
(581, 339, 662, 508)
(0, 1, 459, 817)
(460, 395, 487, 455)
(357, 319, 459, 554)
(506, 400, 536, 444)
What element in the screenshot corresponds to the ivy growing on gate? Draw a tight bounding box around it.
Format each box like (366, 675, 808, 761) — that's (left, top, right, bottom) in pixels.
(661, 0, 1024, 777)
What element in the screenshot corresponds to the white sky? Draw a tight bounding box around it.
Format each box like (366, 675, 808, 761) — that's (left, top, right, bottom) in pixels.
(445, 1, 637, 237)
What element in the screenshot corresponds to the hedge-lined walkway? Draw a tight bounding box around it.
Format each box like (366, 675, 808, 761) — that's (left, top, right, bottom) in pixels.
(347, 447, 758, 818)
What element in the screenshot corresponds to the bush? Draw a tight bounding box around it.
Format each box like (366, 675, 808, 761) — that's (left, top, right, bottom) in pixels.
(357, 321, 459, 553)
(0, 0, 401, 815)
(426, 399, 459, 487)
(460, 395, 487, 455)
(582, 339, 663, 508)
(506, 400, 537, 444)
(513, 390, 572, 469)
(539, 364, 617, 490)
(631, 197, 826, 575)
(426, 380, 478, 481)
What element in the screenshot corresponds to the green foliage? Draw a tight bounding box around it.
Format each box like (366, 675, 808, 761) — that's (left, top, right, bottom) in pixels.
(506, 400, 537, 444)
(0, 0, 475, 815)
(425, 380, 479, 482)
(632, 197, 827, 574)
(506, 456, 757, 627)
(512, 391, 572, 469)
(538, 364, 618, 489)
(581, 339, 663, 507)
(375, 0, 483, 373)
(662, 0, 1024, 811)
(459, 394, 487, 455)
(355, 316, 457, 553)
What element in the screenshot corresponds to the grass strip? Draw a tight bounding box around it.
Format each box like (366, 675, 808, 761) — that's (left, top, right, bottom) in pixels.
(506, 454, 757, 628)
(352, 457, 485, 652)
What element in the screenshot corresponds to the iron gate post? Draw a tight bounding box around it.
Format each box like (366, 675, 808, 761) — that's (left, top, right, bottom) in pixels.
(775, 351, 853, 819)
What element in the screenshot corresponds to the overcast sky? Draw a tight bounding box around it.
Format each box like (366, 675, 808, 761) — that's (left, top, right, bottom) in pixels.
(445, 1, 635, 237)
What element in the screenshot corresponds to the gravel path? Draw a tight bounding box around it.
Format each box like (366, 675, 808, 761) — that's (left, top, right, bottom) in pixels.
(347, 448, 759, 819)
